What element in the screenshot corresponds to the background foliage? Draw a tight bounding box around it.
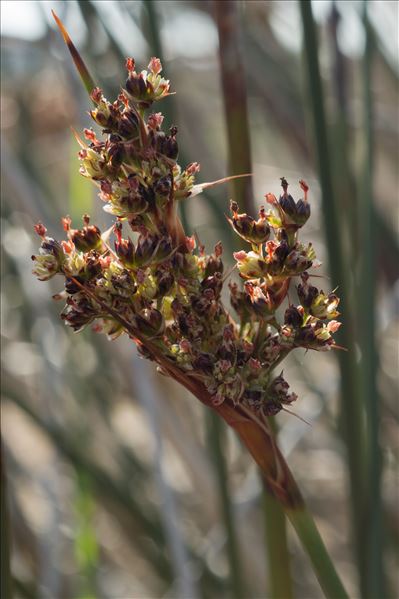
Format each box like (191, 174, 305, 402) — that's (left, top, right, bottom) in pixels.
(1, 1, 398, 598)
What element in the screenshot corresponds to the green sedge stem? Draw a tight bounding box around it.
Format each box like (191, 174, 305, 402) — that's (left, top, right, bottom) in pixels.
(264, 489, 293, 599)
(287, 507, 349, 599)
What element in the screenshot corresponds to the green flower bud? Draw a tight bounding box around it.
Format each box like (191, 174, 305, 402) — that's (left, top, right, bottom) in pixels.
(79, 147, 106, 180)
(310, 292, 340, 320)
(32, 237, 65, 281)
(95, 318, 124, 340)
(233, 250, 267, 279)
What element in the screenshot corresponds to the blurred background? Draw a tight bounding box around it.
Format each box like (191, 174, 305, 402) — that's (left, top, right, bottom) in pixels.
(1, 1, 398, 598)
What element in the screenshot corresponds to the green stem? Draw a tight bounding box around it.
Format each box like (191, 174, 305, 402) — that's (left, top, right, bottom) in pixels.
(287, 507, 348, 599)
(264, 491, 293, 599)
(218, 400, 349, 599)
(263, 420, 293, 599)
(361, 4, 384, 597)
(206, 412, 244, 599)
(1, 444, 13, 599)
(299, 1, 367, 590)
(215, 0, 254, 215)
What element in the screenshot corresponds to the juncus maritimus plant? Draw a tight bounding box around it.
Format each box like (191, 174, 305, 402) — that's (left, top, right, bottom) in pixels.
(31, 12, 349, 599)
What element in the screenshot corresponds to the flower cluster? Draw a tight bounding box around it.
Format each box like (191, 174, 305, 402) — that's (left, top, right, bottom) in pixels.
(32, 57, 342, 419)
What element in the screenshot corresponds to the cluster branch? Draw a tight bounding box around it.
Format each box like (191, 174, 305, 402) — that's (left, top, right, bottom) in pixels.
(32, 56, 342, 428)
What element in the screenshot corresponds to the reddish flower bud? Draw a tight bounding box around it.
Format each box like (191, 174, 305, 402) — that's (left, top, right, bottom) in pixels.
(148, 57, 162, 75)
(126, 57, 135, 73)
(147, 112, 164, 130)
(34, 222, 47, 238)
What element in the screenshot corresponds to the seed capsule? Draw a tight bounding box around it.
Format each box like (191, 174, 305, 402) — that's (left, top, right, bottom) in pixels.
(135, 308, 165, 338)
(284, 305, 303, 328)
(71, 225, 103, 252)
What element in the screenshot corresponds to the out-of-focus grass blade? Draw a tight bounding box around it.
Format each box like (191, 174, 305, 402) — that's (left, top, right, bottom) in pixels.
(361, 3, 385, 597)
(1, 445, 13, 599)
(299, 1, 367, 594)
(52, 10, 97, 98)
(264, 419, 293, 599)
(74, 471, 99, 599)
(206, 413, 244, 599)
(4, 385, 225, 595)
(215, 0, 254, 215)
(327, 5, 359, 251)
(5, 388, 173, 584)
(264, 491, 293, 599)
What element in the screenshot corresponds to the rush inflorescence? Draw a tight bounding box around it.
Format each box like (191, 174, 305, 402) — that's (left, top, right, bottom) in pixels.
(32, 57, 342, 419)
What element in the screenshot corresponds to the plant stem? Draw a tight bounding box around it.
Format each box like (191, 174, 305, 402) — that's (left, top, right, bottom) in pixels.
(212, 400, 349, 599)
(299, 1, 367, 590)
(136, 351, 349, 599)
(1, 444, 13, 599)
(206, 413, 244, 599)
(126, 341, 348, 599)
(287, 507, 348, 599)
(215, 0, 254, 215)
(361, 4, 384, 597)
(263, 419, 293, 599)
(264, 491, 293, 599)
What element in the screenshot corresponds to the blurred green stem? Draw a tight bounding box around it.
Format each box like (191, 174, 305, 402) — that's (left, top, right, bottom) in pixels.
(287, 508, 348, 599)
(328, 3, 359, 251)
(361, 4, 384, 597)
(215, 0, 254, 214)
(206, 413, 244, 599)
(1, 444, 13, 599)
(300, 1, 367, 591)
(264, 492, 293, 599)
(264, 420, 293, 599)
(74, 471, 99, 599)
(142, 0, 163, 58)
